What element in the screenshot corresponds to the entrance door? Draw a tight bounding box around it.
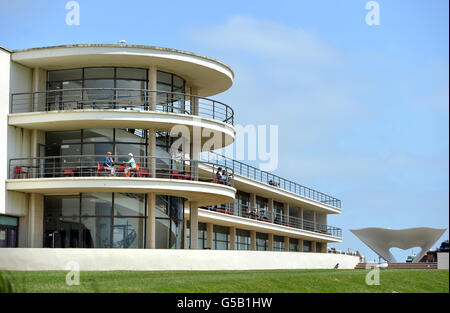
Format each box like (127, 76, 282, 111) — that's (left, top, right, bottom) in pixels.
(44, 217, 81, 248)
(0, 225, 18, 248)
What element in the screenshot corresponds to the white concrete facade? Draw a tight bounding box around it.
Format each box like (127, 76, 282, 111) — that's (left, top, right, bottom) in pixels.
(1, 44, 344, 265)
(0, 248, 359, 271)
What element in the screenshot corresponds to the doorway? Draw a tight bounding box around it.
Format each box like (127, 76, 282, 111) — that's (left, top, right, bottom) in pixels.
(0, 216, 19, 248)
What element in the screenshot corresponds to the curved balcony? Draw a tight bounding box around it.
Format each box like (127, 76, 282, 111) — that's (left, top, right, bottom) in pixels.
(9, 89, 235, 149)
(202, 205, 342, 239)
(204, 152, 342, 210)
(7, 155, 236, 206)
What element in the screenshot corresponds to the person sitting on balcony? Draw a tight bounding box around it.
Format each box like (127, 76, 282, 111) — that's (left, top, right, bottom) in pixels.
(124, 153, 136, 176)
(216, 167, 225, 183)
(221, 169, 232, 186)
(102, 152, 115, 176)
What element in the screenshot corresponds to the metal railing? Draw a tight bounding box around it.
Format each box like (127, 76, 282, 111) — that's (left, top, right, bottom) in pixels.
(8, 155, 234, 187)
(10, 88, 234, 125)
(201, 204, 342, 238)
(203, 151, 341, 208)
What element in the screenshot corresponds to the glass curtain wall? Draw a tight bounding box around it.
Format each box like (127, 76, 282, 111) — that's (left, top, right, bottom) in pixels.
(155, 195, 185, 249)
(213, 225, 230, 250)
(273, 235, 285, 251)
(236, 229, 251, 250)
(156, 71, 186, 114)
(43, 193, 146, 248)
(256, 232, 268, 251)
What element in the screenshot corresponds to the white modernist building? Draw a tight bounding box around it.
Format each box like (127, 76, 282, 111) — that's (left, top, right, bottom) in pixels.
(351, 227, 447, 263)
(0, 44, 357, 270)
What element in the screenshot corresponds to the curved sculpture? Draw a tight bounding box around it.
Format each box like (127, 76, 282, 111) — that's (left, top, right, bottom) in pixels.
(350, 227, 446, 263)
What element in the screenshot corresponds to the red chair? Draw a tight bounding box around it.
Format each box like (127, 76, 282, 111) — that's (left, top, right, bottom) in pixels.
(62, 168, 74, 177)
(118, 165, 126, 177)
(171, 170, 181, 179)
(140, 167, 151, 178)
(183, 172, 195, 180)
(129, 162, 140, 177)
(96, 162, 108, 176)
(14, 166, 28, 179)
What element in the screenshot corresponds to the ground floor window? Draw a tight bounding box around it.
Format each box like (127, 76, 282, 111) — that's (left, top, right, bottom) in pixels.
(43, 193, 184, 249)
(236, 229, 251, 250)
(316, 242, 323, 252)
(289, 238, 299, 251)
(213, 225, 230, 250)
(0, 215, 19, 248)
(273, 235, 285, 251)
(256, 232, 268, 251)
(303, 240, 312, 252)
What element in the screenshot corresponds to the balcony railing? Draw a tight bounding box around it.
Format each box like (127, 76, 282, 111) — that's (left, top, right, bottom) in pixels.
(8, 155, 234, 187)
(203, 152, 342, 209)
(201, 204, 342, 238)
(10, 88, 234, 125)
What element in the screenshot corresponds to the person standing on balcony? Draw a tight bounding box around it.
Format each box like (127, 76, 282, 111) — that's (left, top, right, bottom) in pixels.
(103, 152, 115, 176)
(124, 153, 136, 176)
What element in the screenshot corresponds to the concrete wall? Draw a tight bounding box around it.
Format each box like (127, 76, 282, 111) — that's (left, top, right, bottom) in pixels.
(0, 49, 11, 215)
(437, 252, 449, 270)
(0, 248, 360, 271)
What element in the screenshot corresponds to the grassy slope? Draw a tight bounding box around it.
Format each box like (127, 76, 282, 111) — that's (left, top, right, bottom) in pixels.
(4, 269, 449, 293)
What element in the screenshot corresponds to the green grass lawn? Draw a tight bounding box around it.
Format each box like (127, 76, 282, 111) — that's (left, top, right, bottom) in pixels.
(2, 269, 448, 293)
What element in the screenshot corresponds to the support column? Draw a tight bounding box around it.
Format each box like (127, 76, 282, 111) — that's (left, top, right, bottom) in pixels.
(268, 198, 273, 222)
(190, 201, 199, 249)
(268, 233, 273, 251)
(148, 129, 156, 177)
(284, 236, 290, 252)
(299, 239, 304, 252)
(28, 193, 43, 248)
(149, 65, 157, 111)
(283, 202, 289, 225)
(190, 86, 199, 115)
(147, 193, 156, 248)
(250, 230, 256, 251)
(206, 223, 213, 249)
(311, 241, 317, 252)
(183, 218, 188, 249)
(230, 227, 236, 250)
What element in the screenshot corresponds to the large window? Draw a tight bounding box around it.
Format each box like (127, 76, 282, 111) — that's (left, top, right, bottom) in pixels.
(236, 229, 251, 250)
(303, 240, 312, 252)
(213, 225, 230, 250)
(273, 235, 285, 251)
(44, 193, 184, 249)
(234, 191, 250, 217)
(289, 238, 299, 252)
(155, 195, 185, 249)
(43, 193, 147, 248)
(256, 232, 269, 251)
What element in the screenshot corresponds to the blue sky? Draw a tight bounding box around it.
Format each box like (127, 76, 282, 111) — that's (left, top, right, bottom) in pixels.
(1, 0, 448, 262)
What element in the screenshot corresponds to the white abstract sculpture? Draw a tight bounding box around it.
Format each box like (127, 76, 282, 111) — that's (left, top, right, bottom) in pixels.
(350, 227, 446, 263)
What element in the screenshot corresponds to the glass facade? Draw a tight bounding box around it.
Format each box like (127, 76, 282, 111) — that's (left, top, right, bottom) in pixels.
(213, 225, 230, 250)
(256, 232, 268, 251)
(289, 238, 299, 252)
(273, 235, 285, 251)
(236, 229, 251, 250)
(155, 195, 184, 249)
(43, 193, 184, 249)
(303, 240, 312, 252)
(185, 222, 207, 249)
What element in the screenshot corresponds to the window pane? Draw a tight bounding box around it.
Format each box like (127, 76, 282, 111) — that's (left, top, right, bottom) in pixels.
(115, 143, 146, 162)
(83, 129, 113, 143)
(115, 128, 146, 143)
(117, 68, 147, 80)
(173, 75, 184, 89)
(45, 195, 79, 217)
(81, 217, 112, 248)
(113, 217, 145, 248)
(48, 69, 82, 81)
(46, 130, 82, 145)
(84, 67, 114, 79)
(157, 71, 172, 85)
(81, 193, 112, 216)
(114, 193, 145, 216)
(83, 80, 114, 102)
